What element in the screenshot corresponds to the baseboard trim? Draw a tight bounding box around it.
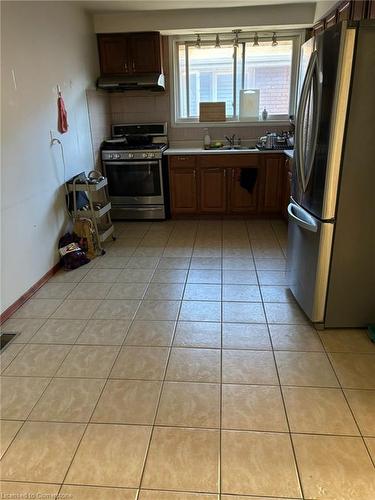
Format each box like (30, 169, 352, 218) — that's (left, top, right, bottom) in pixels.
(0, 262, 61, 325)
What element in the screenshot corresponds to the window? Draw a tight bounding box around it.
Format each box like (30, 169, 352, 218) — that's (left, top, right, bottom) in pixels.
(174, 33, 300, 123)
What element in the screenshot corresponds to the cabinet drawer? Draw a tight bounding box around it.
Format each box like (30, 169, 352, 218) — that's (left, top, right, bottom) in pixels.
(169, 156, 197, 168)
(199, 154, 260, 168)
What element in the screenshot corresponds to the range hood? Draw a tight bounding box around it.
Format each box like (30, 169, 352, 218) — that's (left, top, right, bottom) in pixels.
(97, 73, 165, 92)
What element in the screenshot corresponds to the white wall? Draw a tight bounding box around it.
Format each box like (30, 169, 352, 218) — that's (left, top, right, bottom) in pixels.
(93, 3, 316, 33)
(314, 0, 338, 22)
(1, 1, 98, 313)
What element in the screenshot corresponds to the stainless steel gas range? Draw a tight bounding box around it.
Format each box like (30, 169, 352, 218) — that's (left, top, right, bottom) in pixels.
(101, 123, 168, 220)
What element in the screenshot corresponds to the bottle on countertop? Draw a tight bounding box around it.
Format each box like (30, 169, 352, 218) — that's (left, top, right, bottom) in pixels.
(262, 108, 268, 120)
(203, 128, 211, 149)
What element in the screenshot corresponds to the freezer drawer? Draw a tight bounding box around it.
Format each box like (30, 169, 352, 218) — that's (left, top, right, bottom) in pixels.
(287, 200, 334, 323)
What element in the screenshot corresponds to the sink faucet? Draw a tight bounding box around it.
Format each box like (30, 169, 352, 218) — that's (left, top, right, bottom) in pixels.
(225, 134, 236, 147)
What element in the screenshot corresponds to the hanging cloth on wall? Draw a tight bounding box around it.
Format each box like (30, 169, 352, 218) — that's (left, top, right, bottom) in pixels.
(240, 168, 258, 193)
(57, 86, 68, 134)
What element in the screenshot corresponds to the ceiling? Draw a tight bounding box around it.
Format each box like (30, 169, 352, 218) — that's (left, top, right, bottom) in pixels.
(83, 0, 316, 12)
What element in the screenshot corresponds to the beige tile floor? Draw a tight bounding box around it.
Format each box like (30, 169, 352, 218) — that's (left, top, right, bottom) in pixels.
(1, 219, 375, 499)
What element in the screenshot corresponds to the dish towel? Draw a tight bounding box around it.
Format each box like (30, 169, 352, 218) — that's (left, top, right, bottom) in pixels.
(57, 90, 68, 134)
(239, 168, 258, 193)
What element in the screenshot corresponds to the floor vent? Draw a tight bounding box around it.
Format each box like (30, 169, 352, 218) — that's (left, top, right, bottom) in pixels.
(0, 332, 18, 351)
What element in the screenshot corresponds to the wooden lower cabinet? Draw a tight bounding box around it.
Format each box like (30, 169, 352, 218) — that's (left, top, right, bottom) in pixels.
(262, 155, 284, 213)
(169, 167, 197, 214)
(229, 167, 259, 213)
(199, 167, 227, 213)
(282, 158, 293, 220)
(168, 153, 286, 216)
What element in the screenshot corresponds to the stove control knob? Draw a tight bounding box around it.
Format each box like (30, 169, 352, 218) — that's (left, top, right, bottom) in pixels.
(128, 153, 134, 159)
(110, 153, 120, 160)
(142, 153, 148, 159)
(148, 153, 155, 159)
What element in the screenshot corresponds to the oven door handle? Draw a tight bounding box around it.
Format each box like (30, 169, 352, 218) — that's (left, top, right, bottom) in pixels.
(130, 207, 163, 211)
(103, 161, 160, 166)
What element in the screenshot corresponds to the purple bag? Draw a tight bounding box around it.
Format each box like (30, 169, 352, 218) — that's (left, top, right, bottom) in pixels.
(58, 232, 90, 270)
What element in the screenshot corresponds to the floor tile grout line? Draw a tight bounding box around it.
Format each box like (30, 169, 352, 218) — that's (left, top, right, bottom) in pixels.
(0, 335, 80, 465)
(318, 332, 375, 469)
(260, 267, 307, 500)
(9, 333, 375, 354)
(247, 221, 306, 500)
(55, 223, 161, 498)
(4, 374, 368, 389)
(219, 219, 224, 497)
(133, 219, 198, 498)
(4, 415, 373, 438)
(0, 476, 300, 500)
(3, 221, 374, 494)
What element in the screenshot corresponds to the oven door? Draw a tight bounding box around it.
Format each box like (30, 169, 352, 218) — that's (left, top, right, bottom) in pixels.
(103, 160, 164, 205)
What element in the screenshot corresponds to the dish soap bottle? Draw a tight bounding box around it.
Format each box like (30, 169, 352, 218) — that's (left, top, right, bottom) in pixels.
(262, 108, 268, 120)
(203, 128, 211, 149)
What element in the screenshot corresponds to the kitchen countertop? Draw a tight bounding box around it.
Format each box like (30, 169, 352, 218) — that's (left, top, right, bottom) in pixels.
(165, 147, 294, 156)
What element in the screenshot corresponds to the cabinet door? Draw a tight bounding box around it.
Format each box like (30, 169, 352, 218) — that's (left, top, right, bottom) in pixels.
(337, 1, 351, 22)
(368, 1, 375, 19)
(282, 158, 292, 220)
(262, 156, 283, 213)
(129, 32, 162, 74)
(98, 35, 129, 75)
(312, 20, 325, 36)
(229, 167, 259, 213)
(199, 168, 227, 213)
(325, 11, 337, 28)
(169, 167, 197, 214)
(351, 0, 368, 19)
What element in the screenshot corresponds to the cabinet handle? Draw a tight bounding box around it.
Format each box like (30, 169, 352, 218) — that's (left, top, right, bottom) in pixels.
(124, 62, 128, 71)
(193, 169, 196, 178)
(224, 169, 226, 177)
(232, 169, 235, 179)
(132, 61, 136, 72)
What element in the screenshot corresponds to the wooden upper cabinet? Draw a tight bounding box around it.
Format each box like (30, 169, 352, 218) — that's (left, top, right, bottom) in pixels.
(129, 32, 162, 73)
(368, 0, 375, 19)
(262, 156, 284, 213)
(313, 0, 373, 38)
(169, 166, 198, 214)
(97, 32, 162, 76)
(229, 166, 260, 213)
(98, 35, 129, 75)
(337, 1, 351, 22)
(199, 168, 227, 213)
(325, 10, 337, 28)
(351, 0, 368, 19)
(312, 19, 325, 36)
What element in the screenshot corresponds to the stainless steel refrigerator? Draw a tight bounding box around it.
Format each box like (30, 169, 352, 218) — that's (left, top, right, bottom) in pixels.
(287, 20, 375, 328)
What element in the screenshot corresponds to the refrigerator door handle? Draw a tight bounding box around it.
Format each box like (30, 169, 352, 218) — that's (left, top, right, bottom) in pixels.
(303, 61, 321, 191)
(295, 50, 319, 192)
(288, 202, 318, 233)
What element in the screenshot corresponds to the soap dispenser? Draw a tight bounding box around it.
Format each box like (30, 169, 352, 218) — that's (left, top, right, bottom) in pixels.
(203, 128, 211, 149)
